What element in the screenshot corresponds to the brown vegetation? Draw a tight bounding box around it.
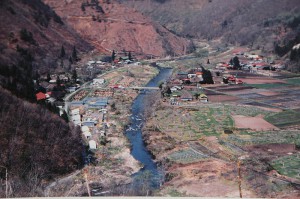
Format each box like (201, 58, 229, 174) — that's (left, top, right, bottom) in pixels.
(122, 0, 300, 53)
(0, 0, 92, 73)
(0, 88, 83, 197)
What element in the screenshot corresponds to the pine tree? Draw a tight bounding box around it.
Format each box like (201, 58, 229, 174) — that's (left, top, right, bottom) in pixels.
(128, 51, 132, 60)
(47, 73, 51, 82)
(61, 110, 69, 123)
(72, 69, 77, 83)
(233, 56, 240, 69)
(72, 46, 78, 61)
(111, 50, 116, 61)
(60, 45, 66, 58)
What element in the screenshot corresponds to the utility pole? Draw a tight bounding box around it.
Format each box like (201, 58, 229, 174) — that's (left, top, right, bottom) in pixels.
(83, 168, 91, 197)
(237, 160, 242, 198)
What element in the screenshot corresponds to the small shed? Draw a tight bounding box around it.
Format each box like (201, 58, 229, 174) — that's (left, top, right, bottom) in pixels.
(200, 94, 208, 102)
(89, 140, 97, 150)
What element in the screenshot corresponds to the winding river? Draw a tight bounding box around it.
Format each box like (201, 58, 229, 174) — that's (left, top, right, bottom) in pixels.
(125, 66, 172, 191)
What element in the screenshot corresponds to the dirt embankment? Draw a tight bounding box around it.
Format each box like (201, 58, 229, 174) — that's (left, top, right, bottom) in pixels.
(42, 0, 193, 57)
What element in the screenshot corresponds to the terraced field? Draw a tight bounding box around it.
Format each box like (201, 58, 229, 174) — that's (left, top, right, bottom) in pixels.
(271, 154, 300, 180)
(265, 110, 300, 127)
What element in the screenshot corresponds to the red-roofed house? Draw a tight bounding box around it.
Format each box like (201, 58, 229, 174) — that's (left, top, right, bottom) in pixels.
(36, 92, 46, 101)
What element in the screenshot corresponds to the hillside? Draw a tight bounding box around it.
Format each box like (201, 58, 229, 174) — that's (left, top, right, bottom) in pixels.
(0, 0, 93, 73)
(0, 88, 83, 197)
(42, 0, 194, 58)
(120, 0, 300, 53)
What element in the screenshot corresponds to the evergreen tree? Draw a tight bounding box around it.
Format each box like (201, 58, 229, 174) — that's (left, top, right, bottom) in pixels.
(61, 110, 69, 123)
(81, 3, 85, 12)
(232, 56, 241, 69)
(60, 45, 66, 58)
(69, 56, 73, 65)
(56, 75, 61, 88)
(111, 50, 116, 61)
(47, 73, 51, 82)
(128, 51, 132, 60)
(72, 69, 77, 83)
(200, 66, 214, 84)
(72, 46, 78, 61)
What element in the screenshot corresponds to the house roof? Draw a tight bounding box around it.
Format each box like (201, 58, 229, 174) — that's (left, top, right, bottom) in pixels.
(36, 92, 46, 101)
(200, 94, 207, 98)
(89, 140, 97, 149)
(177, 72, 188, 75)
(181, 90, 193, 99)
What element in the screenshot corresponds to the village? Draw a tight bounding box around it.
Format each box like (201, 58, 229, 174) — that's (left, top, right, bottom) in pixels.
(33, 44, 300, 197)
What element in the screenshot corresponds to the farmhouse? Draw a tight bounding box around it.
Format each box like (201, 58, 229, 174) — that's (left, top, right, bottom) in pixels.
(93, 78, 105, 86)
(89, 140, 97, 150)
(181, 90, 193, 101)
(36, 92, 46, 101)
(200, 94, 208, 102)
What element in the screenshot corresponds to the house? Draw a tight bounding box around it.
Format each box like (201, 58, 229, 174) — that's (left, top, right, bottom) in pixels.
(70, 108, 80, 115)
(36, 92, 46, 101)
(180, 90, 193, 101)
(83, 131, 92, 139)
(67, 87, 76, 93)
(188, 73, 196, 78)
(45, 92, 52, 98)
(190, 76, 203, 84)
(93, 78, 105, 86)
(199, 94, 208, 102)
(49, 79, 56, 84)
(176, 72, 188, 80)
(89, 140, 97, 150)
(170, 86, 182, 92)
(46, 97, 56, 104)
(88, 98, 109, 109)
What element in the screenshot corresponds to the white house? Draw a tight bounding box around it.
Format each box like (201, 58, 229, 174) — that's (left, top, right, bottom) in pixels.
(70, 108, 80, 115)
(93, 78, 105, 85)
(83, 131, 92, 139)
(89, 140, 97, 150)
(170, 86, 182, 92)
(81, 126, 89, 133)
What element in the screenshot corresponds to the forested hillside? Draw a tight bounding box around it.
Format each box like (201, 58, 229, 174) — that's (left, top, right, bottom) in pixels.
(121, 0, 300, 53)
(0, 0, 92, 73)
(0, 88, 83, 197)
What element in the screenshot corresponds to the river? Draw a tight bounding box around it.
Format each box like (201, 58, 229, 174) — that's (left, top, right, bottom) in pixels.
(124, 66, 172, 194)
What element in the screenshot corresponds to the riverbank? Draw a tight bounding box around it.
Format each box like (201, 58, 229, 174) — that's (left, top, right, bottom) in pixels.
(44, 64, 160, 196)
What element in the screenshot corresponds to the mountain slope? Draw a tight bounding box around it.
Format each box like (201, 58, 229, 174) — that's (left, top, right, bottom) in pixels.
(120, 0, 300, 52)
(42, 0, 194, 57)
(0, 0, 93, 73)
(0, 87, 83, 197)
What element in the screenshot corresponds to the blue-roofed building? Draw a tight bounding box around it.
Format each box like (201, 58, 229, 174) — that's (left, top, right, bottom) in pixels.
(87, 98, 109, 109)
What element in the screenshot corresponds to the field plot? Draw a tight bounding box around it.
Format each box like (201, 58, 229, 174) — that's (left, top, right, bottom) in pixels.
(168, 149, 208, 163)
(153, 105, 235, 139)
(271, 154, 300, 180)
(226, 130, 300, 146)
(286, 77, 300, 86)
(232, 115, 279, 131)
(265, 110, 300, 127)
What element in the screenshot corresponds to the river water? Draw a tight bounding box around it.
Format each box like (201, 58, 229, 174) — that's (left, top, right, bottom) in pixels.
(124, 66, 172, 192)
(90, 66, 173, 196)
